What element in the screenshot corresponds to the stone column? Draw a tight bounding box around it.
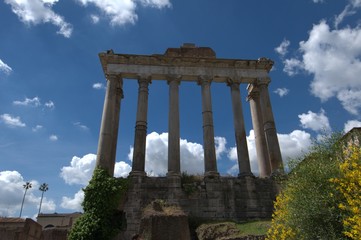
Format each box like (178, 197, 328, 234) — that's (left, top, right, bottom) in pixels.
(259, 80, 284, 174)
(198, 76, 219, 178)
(130, 76, 151, 177)
(167, 76, 181, 177)
(247, 84, 271, 178)
(227, 80, 253, 177)
(96, 74, 123, 176)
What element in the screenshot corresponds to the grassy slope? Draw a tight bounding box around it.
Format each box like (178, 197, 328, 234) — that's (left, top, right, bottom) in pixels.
(195, 220, 271, 239)
(236, 220, 271, 236)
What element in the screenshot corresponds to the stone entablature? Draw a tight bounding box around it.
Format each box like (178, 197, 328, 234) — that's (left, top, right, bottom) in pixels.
(99, 51, 273, 83)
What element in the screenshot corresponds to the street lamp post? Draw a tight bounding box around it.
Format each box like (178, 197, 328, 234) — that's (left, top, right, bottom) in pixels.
(19, 182, 32, 218)
(38, 183, 49, 215)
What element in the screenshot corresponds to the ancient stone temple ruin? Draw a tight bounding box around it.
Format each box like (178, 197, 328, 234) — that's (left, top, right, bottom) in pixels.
(96, 44, 283, 238)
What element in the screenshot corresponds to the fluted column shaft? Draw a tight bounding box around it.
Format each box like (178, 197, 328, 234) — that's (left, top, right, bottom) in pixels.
(247, 84, 271, 178)
(168, 76, 181, 176)
(199, 77, 219, 177)
(131, 76, 150, 176)
(259, 81, 284, 173)
(96, 74, 123, 176)
(228, 81, 253, 177)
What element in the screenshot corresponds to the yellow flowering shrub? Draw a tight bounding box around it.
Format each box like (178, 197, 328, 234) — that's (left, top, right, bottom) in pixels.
(266, 192, 297, 240)
(330, 139, 361, 239)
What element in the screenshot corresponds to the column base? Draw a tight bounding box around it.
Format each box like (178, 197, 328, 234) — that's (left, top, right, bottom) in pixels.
(204, 171, 220, 179)
(167, 171, 181, 178)
(129, 171, 146, 178)
(238, 172, 255, 178)
(167, 172, 181, 188)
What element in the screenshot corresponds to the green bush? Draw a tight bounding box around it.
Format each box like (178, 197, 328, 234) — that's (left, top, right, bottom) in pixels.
(68, 167, 128, 240)
(267, 133, 347, 240)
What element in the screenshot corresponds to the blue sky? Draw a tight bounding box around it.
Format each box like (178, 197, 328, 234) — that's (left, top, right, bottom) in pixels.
(1, 0, 361, 218)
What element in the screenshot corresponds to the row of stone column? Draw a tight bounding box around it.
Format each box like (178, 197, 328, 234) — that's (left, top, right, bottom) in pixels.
(95, 74, 283, 178)
(247, 82, 283, 177)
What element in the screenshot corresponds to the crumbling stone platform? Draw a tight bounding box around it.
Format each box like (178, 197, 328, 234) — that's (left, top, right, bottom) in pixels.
(121, 176, 279, 239)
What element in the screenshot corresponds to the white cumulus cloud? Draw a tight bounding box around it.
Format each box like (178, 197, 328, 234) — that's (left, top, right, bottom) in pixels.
(0, 114, 26, 128)
(60, 153, 131, 186)
(337, 89, 361, 115)
(0, 171, 55, 217)
(44, 101, 55, 109)
(38, 198, 56, 213)
(13, 97, 41, 107)
(227, 130, 312, 175)
(0, 59, 12, 75)
(128, 132, 228, 176)
(283, 58, 304, 76)
(283, 20, 361, 115)
(0, 171, 27, 216)
(76, 0, 138, 26)
(344, 120, 361, 133)
(139, 0, 171, 8)
(90, 14, 100, 24)
(32, 125, 43, 132)
(60, 153, 131, 211)
(298, 109, 331, 132)
(60, 154, 96, 185)
(92, 82, 105, 90)
(4, 0, 73, 38)
(227, 130, 258, 174)
(61, 190, 84, 211)
(178, 137, 204, 175)
(215, 136, 227, 159)
(139, 132, 169, 176)
(13, 97, 55, 109)
(73, 122, 89, 131)
(76, 0, 171, 26)
(49, 135, 58, 141)
(274, 88, 290, 97)
(127, 131, 311, 176)
(277, 130, 313, 165)
(334, 0, 361, 28)
(275, 39, 290, 57)
(114, 161, 132, 177)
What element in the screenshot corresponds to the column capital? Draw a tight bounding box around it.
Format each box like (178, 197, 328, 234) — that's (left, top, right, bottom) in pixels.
(226, 78, 241, 91)
(257, 77, 271, 86)
(137, 74, 152, 84)
(167, 75, 182, 85)
(197, 75, 212, 86)
(247, 83, 260, 101)
(226, 78, 241, 86)
(106, 73, 123, 82)
(106, 74, 124, 98)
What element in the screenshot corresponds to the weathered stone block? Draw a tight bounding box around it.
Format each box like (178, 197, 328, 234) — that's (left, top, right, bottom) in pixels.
(138, 201, 190, 240)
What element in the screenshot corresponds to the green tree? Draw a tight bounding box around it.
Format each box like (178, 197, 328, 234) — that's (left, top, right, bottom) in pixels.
(19, 181, 32, 218)
(68, 167, 128, 240)
(267, 133, 346, 240)
(38, 183, 49, 215)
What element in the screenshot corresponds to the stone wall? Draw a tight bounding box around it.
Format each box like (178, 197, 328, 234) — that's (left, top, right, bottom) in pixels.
(42, 228, 68, 240)
(121, 176, 279, 239)
(0, 218, 43, 240)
